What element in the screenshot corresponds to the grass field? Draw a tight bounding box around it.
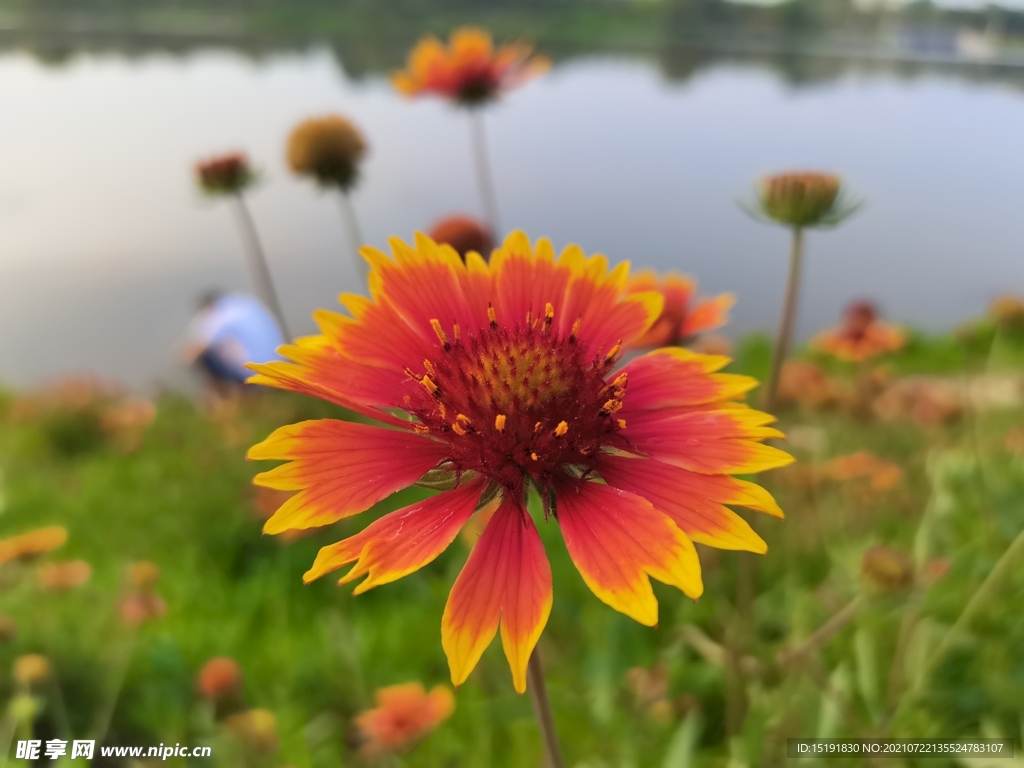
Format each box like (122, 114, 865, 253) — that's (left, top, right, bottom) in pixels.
(2, 321, 1024, 767)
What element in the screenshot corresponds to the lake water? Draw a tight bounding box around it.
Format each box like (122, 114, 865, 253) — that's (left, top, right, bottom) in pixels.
(2, 46, 1024, 389)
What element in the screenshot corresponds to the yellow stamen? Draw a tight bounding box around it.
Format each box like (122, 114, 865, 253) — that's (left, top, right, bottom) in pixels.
(543, 302, 554, 333)
(438, 403, 447, 419)
(601, 399, 623, 414)
(605, 343, 622, 361)
(451, 422, 467, 436)
(423, 359, 436, 376)
(525, 310, 533, 326)
(530, 452, 539, 461)
(421, 375, 438, 395)
(413, 424, 430, 434)
(495, 414, 507, 432)
(456, 413, 472, 425)
(554, 421, 568, 437)
(613, 373, 628, 389)
(430, 319, 450, 349)
(570, 317, 582, 341)
(534, 421, 543, 433)
(453, 323, 462, 341)
(487, 304, 498, 328)
(617, 419, 627, 429)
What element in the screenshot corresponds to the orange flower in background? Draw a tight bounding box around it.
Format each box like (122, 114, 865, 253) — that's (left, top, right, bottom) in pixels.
(247, 231, 790, 693)
(812, 301, 905, 362)
(38, 560, 91, 591)
(197, 657, 244, 701)
(777, 360, 841, 409)
(195, 152, 255, 196)
(0, 526, 67, 566)
(825, 451, 902, 492)
(624, 270, 734, 348)
(355, 683, 454, 755)
(392, 27, 549, 106)
(428, 214, 494, 261)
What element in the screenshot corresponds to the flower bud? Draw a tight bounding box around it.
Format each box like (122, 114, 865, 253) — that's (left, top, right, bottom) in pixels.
(757, 172, 842, 228)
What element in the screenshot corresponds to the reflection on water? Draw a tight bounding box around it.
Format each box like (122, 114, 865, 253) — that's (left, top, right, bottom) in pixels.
(1, 45, 1024, 389)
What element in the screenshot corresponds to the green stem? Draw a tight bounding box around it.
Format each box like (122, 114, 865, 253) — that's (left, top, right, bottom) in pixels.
(232, 194, 290, 339)
(763, 226, 805, 413)
(338, 192, 368, 285)
(469, 110, 501, 236)
(526, 650, 564, 768)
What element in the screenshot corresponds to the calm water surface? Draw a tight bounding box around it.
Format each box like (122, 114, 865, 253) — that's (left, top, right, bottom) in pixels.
(2, 48, 1024, 389)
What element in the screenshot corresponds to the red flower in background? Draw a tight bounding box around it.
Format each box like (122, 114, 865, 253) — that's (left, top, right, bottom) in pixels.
(624, 270, 734, 348)
(392, 27, 549, 106)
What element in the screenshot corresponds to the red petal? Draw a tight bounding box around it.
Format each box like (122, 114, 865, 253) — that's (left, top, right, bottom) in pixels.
(248, 420, 450, 533)
(441, 497, 552, 693)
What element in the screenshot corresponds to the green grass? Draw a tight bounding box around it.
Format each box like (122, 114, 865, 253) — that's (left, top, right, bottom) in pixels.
(1, 331, 1024, 766)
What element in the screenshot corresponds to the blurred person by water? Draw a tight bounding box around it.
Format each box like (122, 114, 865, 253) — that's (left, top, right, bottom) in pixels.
(182, 291, 283, 397)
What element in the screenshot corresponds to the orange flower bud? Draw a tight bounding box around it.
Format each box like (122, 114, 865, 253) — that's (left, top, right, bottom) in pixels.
(197, 657, 244, 700)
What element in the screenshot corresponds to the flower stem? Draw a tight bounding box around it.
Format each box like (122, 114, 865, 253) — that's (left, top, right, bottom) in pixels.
(338, 191, 368, 285)
(763, 226, 805, 412)
(469, 110, 501, 236)
(527, 650, 564, 768)
(232, 194, 291, 339)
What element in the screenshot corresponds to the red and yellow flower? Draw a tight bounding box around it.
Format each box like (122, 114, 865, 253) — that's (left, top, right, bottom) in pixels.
(392, 27, 549, 106)
(624, 270, 734, 348)
(812, 301, 904, 362)
(247, 232, 791, 693)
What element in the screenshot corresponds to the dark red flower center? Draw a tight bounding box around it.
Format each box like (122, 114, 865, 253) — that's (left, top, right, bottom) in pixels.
(403, 305, 626, 496)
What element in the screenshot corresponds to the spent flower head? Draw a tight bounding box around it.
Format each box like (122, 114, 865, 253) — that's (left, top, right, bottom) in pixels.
(287, 115, 367, 192)
(752, 171, 858, 229)
(247, 231, 791, 692)
(195, 152, 255, 196)
(392, 27, 549, 107)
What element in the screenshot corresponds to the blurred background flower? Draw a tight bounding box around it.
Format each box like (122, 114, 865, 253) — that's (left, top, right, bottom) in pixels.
(624, 270, 734, 348)
(354, 682, 454, 755)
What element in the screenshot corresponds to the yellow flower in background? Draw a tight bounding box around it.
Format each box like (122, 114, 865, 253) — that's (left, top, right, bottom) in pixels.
(624, 270, 734, 348)
(0, 526, 67, 566)
(13, 654, 51, 688)
(247, 231, 790, 693)
(392, 27, 549, 106)
(286, 115, 367, 192)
